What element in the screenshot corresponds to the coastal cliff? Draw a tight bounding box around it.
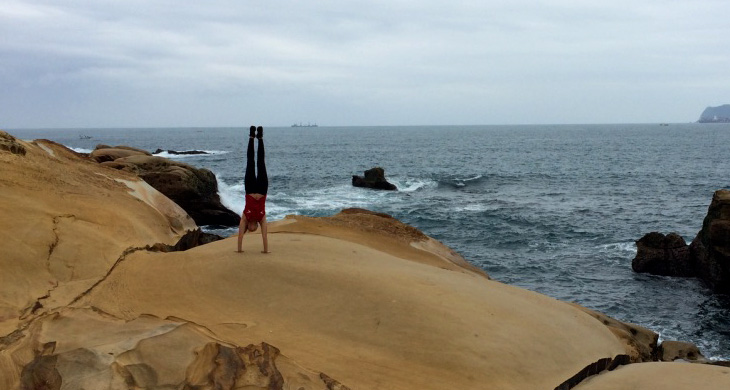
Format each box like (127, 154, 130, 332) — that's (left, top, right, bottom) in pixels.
(1, 130, 729, 390)
(698, 104, 730, 123)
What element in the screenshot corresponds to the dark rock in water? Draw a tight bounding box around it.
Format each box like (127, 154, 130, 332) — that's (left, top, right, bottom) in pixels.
(688, 190, 730, 294)
(632, 232, 692, 276)
(352, 167, 397, 191)
(153, 148, 209, 155)
(109, 155, 240, 227)
(634, 190, 730, 294)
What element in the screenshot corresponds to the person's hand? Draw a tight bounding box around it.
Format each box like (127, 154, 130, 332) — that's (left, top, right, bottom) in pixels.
(261, 250, 270, 254)
(236, 250, 243, 253)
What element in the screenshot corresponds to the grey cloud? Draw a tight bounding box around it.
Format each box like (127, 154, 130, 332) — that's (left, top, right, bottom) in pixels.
(1, 0, 729, 127)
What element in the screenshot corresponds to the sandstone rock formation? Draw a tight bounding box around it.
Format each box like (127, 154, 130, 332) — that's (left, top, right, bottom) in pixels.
(90, 145, 151, 163)
(632, 232, 692, 276)
(572, 362, 730, 390)
(659, 340, 708, 363)
(3, 130, 729, 390)
(0, 130, 26, 155)
(103, 154, 240, 227)
(2, 309, 345, 390)
(352, 167, 397, 190)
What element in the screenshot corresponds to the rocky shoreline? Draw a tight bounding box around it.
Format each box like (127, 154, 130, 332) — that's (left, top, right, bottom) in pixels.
(2, 130, 729, 390)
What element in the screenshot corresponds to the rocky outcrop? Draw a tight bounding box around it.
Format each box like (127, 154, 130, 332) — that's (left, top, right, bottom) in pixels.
(0, 130, 26, 155)
(572, 305, 659, 362)
(103, 155, 240, 227)
(633, 190, 730, 294)
(352, 167, 397, 190)
(632, 232, 692, 276)
(688, 190, 730, 293)
(90, 145, 152, 163)
(2, 309, 344, 390)
(660, 340, 708, 363)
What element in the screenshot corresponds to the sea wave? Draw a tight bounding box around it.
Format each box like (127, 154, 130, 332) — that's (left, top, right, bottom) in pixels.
(388, 177, 437, 192)
(153, 150, 230, 159)
(68, 146, 93, 154)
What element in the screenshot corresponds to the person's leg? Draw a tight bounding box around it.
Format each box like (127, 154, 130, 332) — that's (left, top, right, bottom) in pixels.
(256, 133, 268, 195)
(244, 129, 256, 194)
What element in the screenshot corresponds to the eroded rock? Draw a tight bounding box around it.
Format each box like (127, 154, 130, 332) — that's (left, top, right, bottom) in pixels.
(0, 130, 27, 156)
(109, 155, 240, 226)
(352, 167, 397, 190)
(689, 190, 730, 293)
(660, 340, 707, 362)
(632, 232, 692, 276)
(1, 309, 346, 390)
(90, 146, 151, 163)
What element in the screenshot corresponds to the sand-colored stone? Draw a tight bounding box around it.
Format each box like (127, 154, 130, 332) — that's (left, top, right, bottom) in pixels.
(0, 308, 341, 390)
(570, 304, 659, 362)
(3, 130, 729, 390)
(574, 362, 730, 390)
(72, 219, 630, 390)
(90, 147, 151, 163)
(0, 135, 195, 337)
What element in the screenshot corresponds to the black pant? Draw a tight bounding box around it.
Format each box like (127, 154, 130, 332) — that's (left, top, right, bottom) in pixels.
(245, 137, 268, 195)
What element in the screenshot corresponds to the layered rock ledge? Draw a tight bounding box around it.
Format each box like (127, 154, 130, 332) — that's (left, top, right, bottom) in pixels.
(2, 130, 729, 390)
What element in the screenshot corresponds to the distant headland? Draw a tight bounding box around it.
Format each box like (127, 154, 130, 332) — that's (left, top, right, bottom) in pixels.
(698, 104, 730, 123)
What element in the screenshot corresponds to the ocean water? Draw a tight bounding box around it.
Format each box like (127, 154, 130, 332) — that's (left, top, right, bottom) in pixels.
(10, 124, 730, 360)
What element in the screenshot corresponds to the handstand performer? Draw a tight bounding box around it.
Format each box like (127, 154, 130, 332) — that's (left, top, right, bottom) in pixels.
(237, 125, 269, 253)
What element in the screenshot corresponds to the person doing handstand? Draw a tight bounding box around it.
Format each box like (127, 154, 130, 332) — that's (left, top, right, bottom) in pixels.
(237, 125, 269, 253)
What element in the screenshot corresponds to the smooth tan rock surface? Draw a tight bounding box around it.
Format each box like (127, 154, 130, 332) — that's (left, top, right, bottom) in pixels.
(74, 214, 631, 390)
(574, 362, 730, 390)
(0, 136, 195, 337)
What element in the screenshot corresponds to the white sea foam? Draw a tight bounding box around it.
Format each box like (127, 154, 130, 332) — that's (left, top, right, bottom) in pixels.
(216, 177, 296, 221)
(389, 177, 438, 192)
(217, 176, 245, 215)
(452, 203, 495, 213)
(153, 150, 230, 159)
(597, 241, 636, 254)
(68, 146, 93, 154)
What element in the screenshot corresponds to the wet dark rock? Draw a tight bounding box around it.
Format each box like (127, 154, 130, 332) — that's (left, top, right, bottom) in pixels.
(352, 167, 397, 191)
(148, 228, 224, 252)
(109, 155, 240, 227)
(632, 232, 692, 276)
(688, 190, 730, 294)
(633, 190, 730, 294)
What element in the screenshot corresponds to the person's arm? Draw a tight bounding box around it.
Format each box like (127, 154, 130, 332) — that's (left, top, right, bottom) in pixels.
(261, 217, 269, 253)
(237, 215, 248, 252)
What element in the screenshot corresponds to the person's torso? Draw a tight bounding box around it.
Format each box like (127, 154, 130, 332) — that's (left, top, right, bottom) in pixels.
(244, 194, 266, 221)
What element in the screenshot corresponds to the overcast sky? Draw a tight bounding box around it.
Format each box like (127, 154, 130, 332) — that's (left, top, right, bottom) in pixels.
(2, 1, 729, 128)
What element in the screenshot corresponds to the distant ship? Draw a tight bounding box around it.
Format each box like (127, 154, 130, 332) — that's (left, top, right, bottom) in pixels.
(291, 122, 318, 128)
